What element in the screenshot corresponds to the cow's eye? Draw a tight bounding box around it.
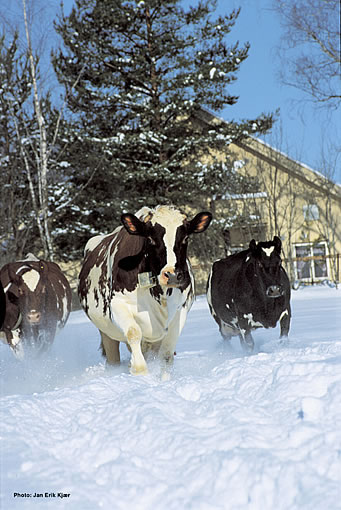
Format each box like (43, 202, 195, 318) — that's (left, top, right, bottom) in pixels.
(148, 236, 156, 246)
(182, 236, 189, 245)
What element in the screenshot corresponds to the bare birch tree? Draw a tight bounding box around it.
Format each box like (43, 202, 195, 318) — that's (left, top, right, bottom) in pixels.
(272, 0, 341, 109)
(0, 0, 86, 262)
(254, 127, 307, 282)
(305, 143, 341, 285)
(22, 0, 54, 259)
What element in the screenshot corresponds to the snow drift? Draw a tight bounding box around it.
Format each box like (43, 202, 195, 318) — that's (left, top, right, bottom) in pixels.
(1, 286, 340, 510)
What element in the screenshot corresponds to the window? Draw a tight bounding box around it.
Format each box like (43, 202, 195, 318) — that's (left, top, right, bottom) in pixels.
(294, 242, 328, 281)
(303, 204, 319, 221)
(227, 223, 267, 251)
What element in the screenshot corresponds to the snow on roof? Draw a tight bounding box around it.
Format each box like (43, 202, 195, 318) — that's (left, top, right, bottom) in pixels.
(253, 136, 341, 189)
(196, 107, 341, 189)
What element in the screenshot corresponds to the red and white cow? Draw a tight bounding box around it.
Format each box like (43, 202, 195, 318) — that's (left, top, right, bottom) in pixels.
(0, 254, 72, 359)
(78, 205, 212, 376)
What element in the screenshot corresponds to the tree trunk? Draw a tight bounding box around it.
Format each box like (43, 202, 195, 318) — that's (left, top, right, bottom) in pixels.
(23, 0, 54, 260)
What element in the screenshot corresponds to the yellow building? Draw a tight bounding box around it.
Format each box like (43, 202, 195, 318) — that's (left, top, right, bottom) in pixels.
(193, 109, 341, 286)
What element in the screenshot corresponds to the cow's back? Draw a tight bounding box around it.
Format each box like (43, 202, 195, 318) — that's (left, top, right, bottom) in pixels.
(208, 252, 247, 316)
(78, 231, 119, 317)
(45, 262, 72, 328)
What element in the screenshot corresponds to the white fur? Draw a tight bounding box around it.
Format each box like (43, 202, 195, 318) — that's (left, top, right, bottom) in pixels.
(151, 206, 186, 272)
(21, 269, 40, 292)
(206, 269, 213, 310)
(243, 313, 263, 328)
(279, 309, 289, 322)
(262, 247, 275, 257)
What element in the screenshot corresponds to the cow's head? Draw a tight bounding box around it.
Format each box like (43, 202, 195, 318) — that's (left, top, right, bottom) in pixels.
(121, 206, 212, 289)
(4, 261, 56, 353)
(7, 262, 48, 324)
(247, 236, 284, 298)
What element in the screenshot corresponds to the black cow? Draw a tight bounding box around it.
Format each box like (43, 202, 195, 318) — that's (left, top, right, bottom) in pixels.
(207, 236, 291, 350)
(78, 205, 212, 376)
(0, 254, 72, 359)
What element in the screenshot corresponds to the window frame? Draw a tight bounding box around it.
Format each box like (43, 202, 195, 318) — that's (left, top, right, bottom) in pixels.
(293, 241, 329, 282)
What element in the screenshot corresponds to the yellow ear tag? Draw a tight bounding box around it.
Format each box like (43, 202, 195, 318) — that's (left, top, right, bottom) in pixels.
(197, 215, 209, 231)
(127, 219, 137, 232)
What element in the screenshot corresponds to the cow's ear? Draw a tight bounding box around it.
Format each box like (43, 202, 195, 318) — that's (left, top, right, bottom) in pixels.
(7, 289, 19, 306)
(249, 239, 257, 252)
(188, 212, 212, 234)
(273, 236, 282, 253)
(121, 213, 147, 236)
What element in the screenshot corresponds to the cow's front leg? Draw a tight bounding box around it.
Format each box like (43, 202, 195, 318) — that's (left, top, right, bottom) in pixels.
(159, 345, 175, 381)
(10, 329, 25, 360)
(279, 307, 291, 340)
(239, 329, 254, 352)
(100, 331, 120, 365)
(158, 319, 180, 381)
(126, 324, 148, 376)
(109, 302, 148, 376)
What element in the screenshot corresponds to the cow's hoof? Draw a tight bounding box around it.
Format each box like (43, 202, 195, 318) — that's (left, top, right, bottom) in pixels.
(12, 344, 25, 361)
(242, 342, 254, 353)
(130, 365, 149, 376)
(279, 336, 289, 346)
(161, 370, 171, 382)
(105, 361, 120, 370)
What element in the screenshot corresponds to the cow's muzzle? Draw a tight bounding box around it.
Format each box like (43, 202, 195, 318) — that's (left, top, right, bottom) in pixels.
(26, 310, 42, 324)
(160, 267, 188, 288)
(266, 285, 284, 298)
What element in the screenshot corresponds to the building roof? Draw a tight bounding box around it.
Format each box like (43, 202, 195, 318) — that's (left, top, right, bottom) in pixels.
(195, 107, 341, 205)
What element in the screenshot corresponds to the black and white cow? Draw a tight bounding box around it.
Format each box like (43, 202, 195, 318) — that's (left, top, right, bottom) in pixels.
(207, 236, 291, 350)
(0, 254, 72, 359)
(78, 205, 212, 376)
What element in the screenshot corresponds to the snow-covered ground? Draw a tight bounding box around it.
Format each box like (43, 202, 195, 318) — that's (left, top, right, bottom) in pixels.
(1, 286, 341, 510)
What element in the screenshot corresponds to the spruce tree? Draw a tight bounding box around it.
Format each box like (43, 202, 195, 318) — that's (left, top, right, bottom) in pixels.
(52, 0, 274, 238)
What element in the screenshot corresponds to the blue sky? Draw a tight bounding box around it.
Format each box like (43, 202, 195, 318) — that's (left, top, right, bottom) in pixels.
(214, 0, 340, 183)
(3, 0, 340, 182)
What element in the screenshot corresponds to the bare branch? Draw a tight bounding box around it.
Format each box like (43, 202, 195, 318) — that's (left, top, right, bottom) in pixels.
(272, 0, 341, 108)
